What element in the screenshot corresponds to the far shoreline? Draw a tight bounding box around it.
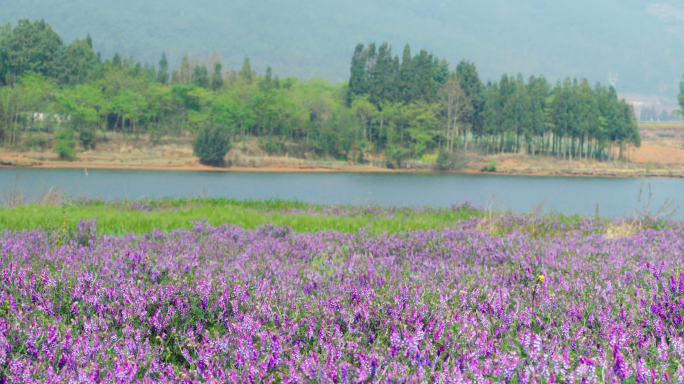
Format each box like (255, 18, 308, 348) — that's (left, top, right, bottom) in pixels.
(2, 159, 684, 179)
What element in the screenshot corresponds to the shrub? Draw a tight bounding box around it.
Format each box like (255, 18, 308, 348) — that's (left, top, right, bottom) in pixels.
(436, 149, 451, 170)
(259, 138, 283, 156)
(24, 136, 48, 151)
(421, 153, 438, 165)
(79, 130, 96, 150)
(384, 145, 406, 169)
(481, 158, 498, 172)
(148, 124, 166, 146)
(193, 125, 231, 166)
(53, 129, 76, 160)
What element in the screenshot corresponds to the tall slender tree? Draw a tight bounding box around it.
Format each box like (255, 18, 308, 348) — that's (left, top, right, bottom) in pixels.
(211, 62, 223, 91)
(348, 44, 368, 105)
(239, 56, 255, 85)
(157, 52, 169, 84)
(439, 75, 472, 153)
(455, 61, 484, 150)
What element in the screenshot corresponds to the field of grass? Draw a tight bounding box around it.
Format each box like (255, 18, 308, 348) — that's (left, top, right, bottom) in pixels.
(0, 198, 488, 235)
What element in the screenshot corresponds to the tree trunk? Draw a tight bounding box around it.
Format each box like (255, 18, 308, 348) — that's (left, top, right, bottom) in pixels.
(464, 127, 469, 151)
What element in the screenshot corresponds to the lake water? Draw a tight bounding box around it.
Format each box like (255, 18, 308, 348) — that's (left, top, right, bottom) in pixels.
(1, 168, 683, 220)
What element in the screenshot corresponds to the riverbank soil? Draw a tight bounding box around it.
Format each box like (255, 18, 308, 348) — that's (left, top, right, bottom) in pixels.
(1, 123, 684, 177)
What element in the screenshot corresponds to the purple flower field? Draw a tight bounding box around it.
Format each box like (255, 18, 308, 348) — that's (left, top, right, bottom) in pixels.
(1, 212, 683, 383)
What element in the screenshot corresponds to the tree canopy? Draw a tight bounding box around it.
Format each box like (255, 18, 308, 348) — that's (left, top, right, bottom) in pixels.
(0, 21, 642, 165)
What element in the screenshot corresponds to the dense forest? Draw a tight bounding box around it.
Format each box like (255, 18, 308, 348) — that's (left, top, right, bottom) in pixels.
(2, 0, 682, 99)
(0, 19, 641, 167)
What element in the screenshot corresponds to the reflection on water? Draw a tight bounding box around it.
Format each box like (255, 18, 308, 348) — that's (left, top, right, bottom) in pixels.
(1, 168, 683, 220)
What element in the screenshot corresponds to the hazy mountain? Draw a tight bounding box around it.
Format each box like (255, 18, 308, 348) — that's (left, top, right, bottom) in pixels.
(2, 0, 683, 100)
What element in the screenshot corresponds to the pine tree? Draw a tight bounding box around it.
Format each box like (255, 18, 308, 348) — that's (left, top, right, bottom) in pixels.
(412, 50, 432, 103)
(433, 58, 449, 88)
(482, 82, 501, 155)
(455, 61, 484, 140)
(239, 56, 255, 85)
(347, 44, 367, 105)
(192, 63, 209, 89)
(179, 54, 192, 85)
(368, 42, 398, 106)
(112, 53, 122, 68)
(398, 44, 413, 104)
(212, 62, 223, 91)
(157, 52, 169, 84)
(259, 66, 274, 92)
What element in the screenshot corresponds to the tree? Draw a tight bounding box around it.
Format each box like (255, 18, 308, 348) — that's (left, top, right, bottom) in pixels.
(350, 95, 377, 144)
(157, 52, 169, 84)
(404, 102, 440, 158)
(455, 61, 484, 147)
(0, 19, 64, 84)
(239, 56, 255, 85)
(211, 62, 223, 91)
(53, 129, 76, 160)
(193, 125, 231, 166)
(398, 44, 414, 104)
(110, 89, 147, 137)
(0, 71, 57, 145)
(57, 83, 105, 134)
(368, 42, 399, 106)
(112, 53, 122, 68)
(178, 54, 192, 85)
(527, 76, 550, 156)
(56, 38, 99, 85)
(411, 50, 441, 104)
(79, 130, 96, 150)
(347, 44, 367, 105)
(259, 66, 275, 93)
(439, 75, 472, 153)
(192, 64, 209, 89)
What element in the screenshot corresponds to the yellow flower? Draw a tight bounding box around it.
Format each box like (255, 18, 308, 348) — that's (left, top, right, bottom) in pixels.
(538, 275, 545, 282)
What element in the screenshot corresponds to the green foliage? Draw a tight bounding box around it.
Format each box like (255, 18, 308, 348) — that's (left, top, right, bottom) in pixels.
(384, 145, 407, 169)
(238, 56, 255, 85)
(79, 129, 96, 150)
(0, 19, 642, 168)
(193, 125, 231, 166)
(211, 62, 223, 91)
(24, 135, 48, 150)
(481, 158, 498, 172)
(192, 64, 209, 89)
(56, 38, 98, 85)
(53, 129, 76, 160)
(456, 61, 485, 134)
(436, 148, 450, 170)
(348, 42, 447, 108)
(475, 75, 639, 159)
(0, 198, 484, 235)
(0, 19, 63, 84)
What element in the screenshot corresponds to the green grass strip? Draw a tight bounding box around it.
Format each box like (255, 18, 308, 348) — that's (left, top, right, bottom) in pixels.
(0, 200, 483, 235)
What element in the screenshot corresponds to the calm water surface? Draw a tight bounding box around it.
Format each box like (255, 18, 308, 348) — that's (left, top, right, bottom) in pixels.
(1, 168, 683, 220)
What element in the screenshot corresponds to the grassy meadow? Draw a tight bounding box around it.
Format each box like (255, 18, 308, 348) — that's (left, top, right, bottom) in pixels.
(0, 198, 490, 235)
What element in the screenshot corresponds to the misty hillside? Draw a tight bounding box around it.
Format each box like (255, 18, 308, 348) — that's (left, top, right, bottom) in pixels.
(2, 0, 683, 100)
